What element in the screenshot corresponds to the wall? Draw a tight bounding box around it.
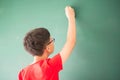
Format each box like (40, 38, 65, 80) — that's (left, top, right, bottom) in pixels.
(0, 0, 120, 80)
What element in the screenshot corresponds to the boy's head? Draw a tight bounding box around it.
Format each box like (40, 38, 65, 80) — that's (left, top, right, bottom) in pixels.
(23, 28, 54, 56)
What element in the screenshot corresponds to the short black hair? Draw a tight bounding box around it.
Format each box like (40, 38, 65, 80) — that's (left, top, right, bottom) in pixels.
(23, 28, 50, 56)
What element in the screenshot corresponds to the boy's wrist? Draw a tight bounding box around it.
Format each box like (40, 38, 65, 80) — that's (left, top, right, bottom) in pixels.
(68, 17, 75, 22)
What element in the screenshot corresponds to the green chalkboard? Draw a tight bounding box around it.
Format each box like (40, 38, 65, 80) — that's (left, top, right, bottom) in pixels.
(0, 0, 120, 80)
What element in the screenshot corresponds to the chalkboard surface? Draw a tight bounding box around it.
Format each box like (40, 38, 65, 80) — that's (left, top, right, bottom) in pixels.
(0, 0, 120, 80)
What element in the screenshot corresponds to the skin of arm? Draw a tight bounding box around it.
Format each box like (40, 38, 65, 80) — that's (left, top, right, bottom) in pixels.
(60, 6, 76, 64)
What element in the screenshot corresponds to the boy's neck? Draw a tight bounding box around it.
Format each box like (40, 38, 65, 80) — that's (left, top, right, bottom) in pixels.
(33, 52, 49, 63)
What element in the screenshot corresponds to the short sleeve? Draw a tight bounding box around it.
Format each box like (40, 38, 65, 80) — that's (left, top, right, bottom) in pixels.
(18, 70, 23, 80)
(48, 53, 63, 71)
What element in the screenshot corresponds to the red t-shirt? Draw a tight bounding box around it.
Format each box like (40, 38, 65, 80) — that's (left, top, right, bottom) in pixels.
(18, 54, 63, 80)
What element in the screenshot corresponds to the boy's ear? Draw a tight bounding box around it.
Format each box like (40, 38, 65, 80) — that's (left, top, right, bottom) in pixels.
(46, 45, 50, 52)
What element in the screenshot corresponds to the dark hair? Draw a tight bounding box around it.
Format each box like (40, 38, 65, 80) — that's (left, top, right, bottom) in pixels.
(23, 28, 50, 56)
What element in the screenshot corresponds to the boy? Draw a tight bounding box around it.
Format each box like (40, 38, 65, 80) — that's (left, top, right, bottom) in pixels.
(18, 6, 76, 80)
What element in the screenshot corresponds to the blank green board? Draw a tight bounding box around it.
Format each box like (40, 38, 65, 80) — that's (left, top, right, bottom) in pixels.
(0, 0, 120, 80)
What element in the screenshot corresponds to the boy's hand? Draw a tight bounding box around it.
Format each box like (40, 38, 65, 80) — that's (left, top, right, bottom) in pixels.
(65, 6, 75, 20)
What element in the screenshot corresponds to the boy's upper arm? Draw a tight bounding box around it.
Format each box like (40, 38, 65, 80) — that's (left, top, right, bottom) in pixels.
(60, 40, 75, 64)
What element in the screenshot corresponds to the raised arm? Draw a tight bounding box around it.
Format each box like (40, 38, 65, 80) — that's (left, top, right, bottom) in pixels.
(60, 6, 76, 64)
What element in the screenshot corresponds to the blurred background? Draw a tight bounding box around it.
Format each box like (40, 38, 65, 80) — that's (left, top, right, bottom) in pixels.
(0, 0, 120, 80)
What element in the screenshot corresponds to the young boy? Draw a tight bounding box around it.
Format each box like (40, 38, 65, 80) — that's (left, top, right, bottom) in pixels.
(18, 6, 76, 80)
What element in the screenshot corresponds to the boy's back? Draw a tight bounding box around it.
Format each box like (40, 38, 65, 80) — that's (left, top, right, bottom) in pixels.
(19, 54, 62, 80)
